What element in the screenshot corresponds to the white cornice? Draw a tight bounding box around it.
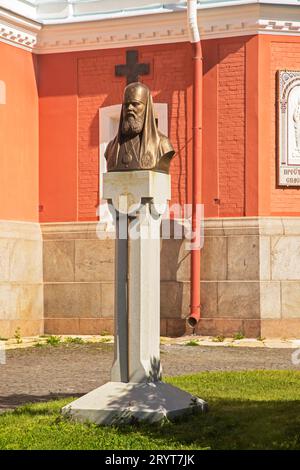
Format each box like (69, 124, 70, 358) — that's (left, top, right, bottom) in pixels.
(0, 8, 40, 51)
(1, 3, 300, 54)
(34, 4, 300, 54)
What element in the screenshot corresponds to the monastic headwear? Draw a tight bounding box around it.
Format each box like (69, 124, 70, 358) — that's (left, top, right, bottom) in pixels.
(105, 82, 175, 173)
(124, 82, 148, 105)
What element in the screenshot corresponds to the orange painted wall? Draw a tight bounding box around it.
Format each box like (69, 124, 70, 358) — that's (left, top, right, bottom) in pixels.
(0, 42, 39, 221)
(38, 53, 78, 222)
(2, 34, 299, 223)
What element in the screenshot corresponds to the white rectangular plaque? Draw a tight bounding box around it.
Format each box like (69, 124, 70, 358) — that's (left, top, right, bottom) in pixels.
(278, 70, 300, 186)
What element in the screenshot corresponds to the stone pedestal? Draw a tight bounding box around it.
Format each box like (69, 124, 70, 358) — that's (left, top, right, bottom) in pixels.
(63, 171, 206, 424)
(62, 381, 206, 425)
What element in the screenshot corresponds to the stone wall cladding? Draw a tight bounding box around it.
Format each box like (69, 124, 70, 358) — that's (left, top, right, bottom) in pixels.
(0, 221, 43, 338)
(199, 217, 300, 337)
(42, 221, 191, 336)
(43, 222, 113, 335)
(42, 218, 300, 338)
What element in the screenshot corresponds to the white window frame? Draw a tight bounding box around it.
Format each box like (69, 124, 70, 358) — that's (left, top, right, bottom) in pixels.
(0, 81, 6, 105)
(98, 102, 168, 203)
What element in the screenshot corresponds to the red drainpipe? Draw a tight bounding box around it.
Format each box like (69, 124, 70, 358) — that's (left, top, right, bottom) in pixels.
(187, 1, 203, 329)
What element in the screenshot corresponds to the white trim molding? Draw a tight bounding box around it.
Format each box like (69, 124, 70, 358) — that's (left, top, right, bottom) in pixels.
(0, 80, 5, 104)
(0, 7, 40, 51)
(1, 2, 300, 53)
(98, 102, 168, 224)
(99, 102, 168, 198)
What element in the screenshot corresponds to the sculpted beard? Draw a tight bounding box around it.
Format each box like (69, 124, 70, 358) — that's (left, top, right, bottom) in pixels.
(122, 115, 144, 137)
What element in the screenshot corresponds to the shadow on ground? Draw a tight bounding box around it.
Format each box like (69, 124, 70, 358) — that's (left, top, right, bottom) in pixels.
(0, 393, 82, 410)
(106, 398, 300, 450)
(1, 370, 300, 450)
(1, 396, 300, 450)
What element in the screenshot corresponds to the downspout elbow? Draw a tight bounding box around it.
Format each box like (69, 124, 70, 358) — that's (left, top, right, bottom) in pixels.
(187, 313, 200, 329)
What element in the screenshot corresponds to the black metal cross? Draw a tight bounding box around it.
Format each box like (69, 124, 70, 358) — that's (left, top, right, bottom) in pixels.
(115, 50, 150, 85)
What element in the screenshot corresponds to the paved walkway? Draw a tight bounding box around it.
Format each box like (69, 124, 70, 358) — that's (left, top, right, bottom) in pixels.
(0, 342, 299, 410)
(3, 335, 300, 350)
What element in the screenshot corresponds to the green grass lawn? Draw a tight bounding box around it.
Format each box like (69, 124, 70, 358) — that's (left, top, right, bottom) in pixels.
(1, 370, 300, 450)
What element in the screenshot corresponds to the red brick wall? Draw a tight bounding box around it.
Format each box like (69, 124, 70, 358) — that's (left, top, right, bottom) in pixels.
(39, 43, 193, 222)
(218, 41, 246, 217)
(202, 37, 247, 217)
(38, 37, 252, 222)
(77, 45, 193, 220)
(269, 39, 300, 214)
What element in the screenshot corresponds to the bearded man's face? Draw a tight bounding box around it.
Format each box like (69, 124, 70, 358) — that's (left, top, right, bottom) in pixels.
(122, 100, 146, 137)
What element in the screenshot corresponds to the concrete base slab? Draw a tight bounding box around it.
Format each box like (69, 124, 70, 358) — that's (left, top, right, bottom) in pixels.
(62, 381, 207, 425)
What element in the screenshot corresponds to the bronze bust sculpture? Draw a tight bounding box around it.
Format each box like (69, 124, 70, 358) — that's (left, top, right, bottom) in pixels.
(105, 82, 175, 173)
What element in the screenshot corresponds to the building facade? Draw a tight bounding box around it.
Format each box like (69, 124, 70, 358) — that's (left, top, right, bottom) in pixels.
(1, 0, 300, 338)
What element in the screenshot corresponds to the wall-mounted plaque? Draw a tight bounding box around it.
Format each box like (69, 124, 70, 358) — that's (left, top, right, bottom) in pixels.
(278, 70, 300, 187)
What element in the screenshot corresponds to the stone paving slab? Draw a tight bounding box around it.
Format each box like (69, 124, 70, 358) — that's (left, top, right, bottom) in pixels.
(0, 342, 299, 411)
(2, 334, 300, 350)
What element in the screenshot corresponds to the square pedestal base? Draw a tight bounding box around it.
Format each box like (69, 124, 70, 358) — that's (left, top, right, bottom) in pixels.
(62, 382, 207, 425)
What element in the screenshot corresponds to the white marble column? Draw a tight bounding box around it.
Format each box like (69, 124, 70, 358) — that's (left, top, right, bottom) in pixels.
(127, 202, 162, 382)
(109, 171, 168, 383)
(62, 171, 206, 425)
